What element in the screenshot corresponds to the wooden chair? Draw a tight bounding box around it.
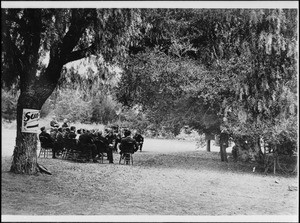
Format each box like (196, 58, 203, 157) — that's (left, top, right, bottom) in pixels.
(119, 142, 135, 165)
(38, 136, 53, 158)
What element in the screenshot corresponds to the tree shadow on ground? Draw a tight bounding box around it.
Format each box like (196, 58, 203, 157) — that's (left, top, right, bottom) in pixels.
(133, 151, 297, 177)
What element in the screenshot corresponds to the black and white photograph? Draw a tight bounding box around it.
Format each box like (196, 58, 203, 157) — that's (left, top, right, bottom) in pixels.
(1, 1, 298, 222)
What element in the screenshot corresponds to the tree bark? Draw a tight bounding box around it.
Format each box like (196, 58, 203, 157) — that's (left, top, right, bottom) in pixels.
(219, 132, 228, 162)
(10, 61, 64, 174)
(220, 144, 228, 162)
(9, 9, 96, 174)
(206, 139, 211, 152)
(10, 94, 40, 174)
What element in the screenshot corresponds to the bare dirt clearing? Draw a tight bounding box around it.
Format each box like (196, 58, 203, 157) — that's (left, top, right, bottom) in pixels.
(1, 128, 298, 218)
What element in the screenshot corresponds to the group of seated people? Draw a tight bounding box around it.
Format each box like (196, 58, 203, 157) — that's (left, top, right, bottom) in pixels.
(39, 117, 144, 164)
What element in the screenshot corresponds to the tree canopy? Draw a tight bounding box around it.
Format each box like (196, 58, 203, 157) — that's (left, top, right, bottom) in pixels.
(116, 9, 298, 154)
(1, 8, 144, 174)
(1, 8, 298, 173)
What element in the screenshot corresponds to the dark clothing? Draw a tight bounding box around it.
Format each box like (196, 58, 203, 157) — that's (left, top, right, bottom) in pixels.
(94, 135, 113, 163)
(39, 131, 55, 158)
(106, 145, 114, 163)
(50, 131, 57, 141)
(105, 133, 115, 145)
(56, 131, 64, 145)
(113, 133, 121, 152)
(63, 131, 70, 139)
(106, 133, 117, 154)
(115, 133, 122, 144)
(69, 131, 77, 139)
(133, 134, 144, 151)
(133, 134, 144, 143)
(39, 132, 54, 148)
(78, 133, 97, 161)
(54, 131, 64, 156)
(79, 133, 94, 145)
(62, 122, 69, 128)
(119, 136, 138, 154)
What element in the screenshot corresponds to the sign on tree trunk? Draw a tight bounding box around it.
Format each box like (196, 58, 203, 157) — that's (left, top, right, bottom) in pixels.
(22, 109, 40, 133)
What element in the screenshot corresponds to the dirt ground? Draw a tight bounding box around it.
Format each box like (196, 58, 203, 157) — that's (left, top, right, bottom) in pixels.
(1, 128, 298, 222)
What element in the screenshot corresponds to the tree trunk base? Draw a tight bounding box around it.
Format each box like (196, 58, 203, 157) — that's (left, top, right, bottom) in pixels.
(10, 145, 39, 174)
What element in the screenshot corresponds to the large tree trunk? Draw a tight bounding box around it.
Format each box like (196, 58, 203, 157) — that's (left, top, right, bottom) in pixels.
(10, 94, 41, 174)
(9, 9, 94, 174)
(10, 62, 64, 174)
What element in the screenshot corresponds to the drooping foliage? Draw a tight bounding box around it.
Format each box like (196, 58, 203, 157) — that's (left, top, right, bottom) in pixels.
(211, 9, 298, 153)
(117, 47, 220, 136)
(117, 9, 298, 154)
(41, 63, 122, 124)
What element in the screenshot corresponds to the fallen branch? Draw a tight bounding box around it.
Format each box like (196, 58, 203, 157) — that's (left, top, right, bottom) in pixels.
(37, 163, 52, 175)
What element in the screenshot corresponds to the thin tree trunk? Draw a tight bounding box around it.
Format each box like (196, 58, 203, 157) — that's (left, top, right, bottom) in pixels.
(220, 144, 228, 162)
(219, 132, 228, 162)
(206, 139, 211, 152)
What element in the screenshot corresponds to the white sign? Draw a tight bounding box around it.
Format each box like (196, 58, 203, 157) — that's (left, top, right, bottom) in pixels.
(22, 109, 40, 133)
